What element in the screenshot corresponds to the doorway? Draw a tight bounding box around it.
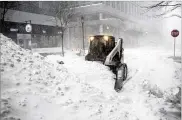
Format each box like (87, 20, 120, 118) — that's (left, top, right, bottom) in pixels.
(17, 34, 31, 49)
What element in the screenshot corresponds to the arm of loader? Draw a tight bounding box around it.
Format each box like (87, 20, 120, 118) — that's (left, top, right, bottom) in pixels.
(104, 38, 123, 66)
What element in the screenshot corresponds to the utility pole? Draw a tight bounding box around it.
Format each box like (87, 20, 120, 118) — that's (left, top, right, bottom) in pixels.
(174, 37, 176, 57)
(181, 3, 182, 68)
(81, 16, 85, 55)
(171, 29, 179, 58)
(30, 20, 32, 50)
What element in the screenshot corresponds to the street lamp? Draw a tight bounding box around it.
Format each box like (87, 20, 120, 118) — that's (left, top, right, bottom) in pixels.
(81, 16, 85, 54)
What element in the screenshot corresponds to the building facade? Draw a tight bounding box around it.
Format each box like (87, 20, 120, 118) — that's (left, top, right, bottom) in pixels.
(1, 1, 161, 50)
(63, 1, 162, 49)
(1, 1, 61, 49)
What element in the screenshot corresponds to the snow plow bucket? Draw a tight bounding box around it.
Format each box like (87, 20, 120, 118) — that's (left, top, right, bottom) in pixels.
(85, 35, 115, 62)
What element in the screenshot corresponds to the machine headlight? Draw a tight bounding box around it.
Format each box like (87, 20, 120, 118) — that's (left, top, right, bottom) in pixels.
(90, 36, 94, 41)
(103, 36, 109, 41)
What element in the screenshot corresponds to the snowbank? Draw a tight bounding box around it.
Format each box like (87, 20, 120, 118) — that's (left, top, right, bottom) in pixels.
(0, 34, 81, 120)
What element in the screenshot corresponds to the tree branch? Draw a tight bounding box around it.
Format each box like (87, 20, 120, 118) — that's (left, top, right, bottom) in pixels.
(156, 5, 180, 17)
(163, 14, 182, 18)
(140, 1, 165, 8)
(141, 1, 181, 18)
(158, 4, 181, 6)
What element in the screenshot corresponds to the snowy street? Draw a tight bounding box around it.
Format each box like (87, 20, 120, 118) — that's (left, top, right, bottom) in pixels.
(1, 1, 181, 120)
(1, 34, 181, 120)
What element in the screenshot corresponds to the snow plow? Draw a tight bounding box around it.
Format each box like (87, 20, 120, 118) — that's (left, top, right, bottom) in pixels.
(85, 35, 128, 92)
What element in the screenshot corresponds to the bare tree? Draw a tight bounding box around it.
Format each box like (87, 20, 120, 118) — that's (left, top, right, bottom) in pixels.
(51, 1, 75, 56)
(0, 1, 20, 33)
(141, 1, 181, 18)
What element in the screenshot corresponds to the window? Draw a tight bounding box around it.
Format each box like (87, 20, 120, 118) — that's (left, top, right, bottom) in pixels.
(127, 2, 130, 14)
(117, 1, 120, 10)
(131, 4, 133, 15)
(120, 2, 124, 12)
(105, 1, 110, 6)
(128, 3, 131, 14)
(123, 2, 126, 12)
(39, 1, 42, 8)
(112, 1, 115, 8)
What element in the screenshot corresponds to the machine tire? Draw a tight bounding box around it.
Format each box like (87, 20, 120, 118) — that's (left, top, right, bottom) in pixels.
(114, 63, 128, 92)
(123, 63, 128, 80)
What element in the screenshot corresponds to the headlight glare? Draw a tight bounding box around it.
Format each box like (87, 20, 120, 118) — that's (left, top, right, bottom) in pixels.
(90, 36, 94, 41)
(103, 36, 109, 41)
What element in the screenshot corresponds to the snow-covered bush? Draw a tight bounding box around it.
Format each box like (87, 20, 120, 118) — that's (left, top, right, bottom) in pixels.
(164, 87, 181, 105)
(0, 34, 71, 119)
(142, 80, 164, 98)
(142, 79, 181, 105)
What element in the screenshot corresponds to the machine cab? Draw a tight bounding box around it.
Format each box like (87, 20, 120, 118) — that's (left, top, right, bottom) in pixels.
(85, 35, 115, 61)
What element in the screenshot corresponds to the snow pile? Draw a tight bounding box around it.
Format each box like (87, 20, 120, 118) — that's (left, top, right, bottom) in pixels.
(45, 52, 116, 96)
(0, 34, 80, 120)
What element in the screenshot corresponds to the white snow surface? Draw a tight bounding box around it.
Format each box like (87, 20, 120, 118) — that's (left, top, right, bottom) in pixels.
(1, 34, 181, 120)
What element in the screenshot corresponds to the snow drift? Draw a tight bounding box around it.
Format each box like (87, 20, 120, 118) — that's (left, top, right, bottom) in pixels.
(0, 34, 82, 120)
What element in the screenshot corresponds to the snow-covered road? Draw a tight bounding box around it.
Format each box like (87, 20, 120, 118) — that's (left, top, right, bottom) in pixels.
(1, 34, 181, 120)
